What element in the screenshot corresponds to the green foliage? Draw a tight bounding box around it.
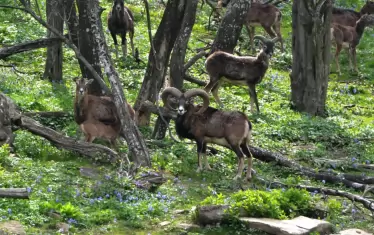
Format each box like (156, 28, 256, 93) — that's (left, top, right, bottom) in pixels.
(201, 188, 317, 220)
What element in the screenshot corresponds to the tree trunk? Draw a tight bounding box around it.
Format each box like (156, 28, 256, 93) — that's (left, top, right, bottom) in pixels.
(209, 0, 250, 54)
(290, 0, 332, 116)
(0, 94, 14, 151)
(134, 0, 187, 126)
(85, 0, 151, 167)
(152, 0, 199, 139)
(63, 0, 79, 47)
(76, 0, 103, 95)
(43, 0, 64, 82)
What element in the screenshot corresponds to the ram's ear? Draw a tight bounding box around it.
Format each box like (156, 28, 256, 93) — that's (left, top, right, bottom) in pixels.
(85, 79, 94, 86)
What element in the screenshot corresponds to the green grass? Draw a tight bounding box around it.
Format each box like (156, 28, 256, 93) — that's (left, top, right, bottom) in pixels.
(1, 0, 374, 234)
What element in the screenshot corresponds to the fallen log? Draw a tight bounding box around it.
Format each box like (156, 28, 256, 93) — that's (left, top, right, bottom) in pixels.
(0, 37, 63, 59)
(248, 146, 368, 191)
(0, 188, 29, 199)
(255, 177, 374, 212)
(23, 111, 70, 118)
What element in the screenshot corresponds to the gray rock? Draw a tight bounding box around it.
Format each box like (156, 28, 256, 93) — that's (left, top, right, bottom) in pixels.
(159, 221, 171, 227)
(240, 216, 333, 235)
(56, 222, 69, 234)
(195, 205, 229, 226)
(334, 229, 373, 235)
(173, 209, 189, 215)
(0, 220, 26, 235)
(177, 223, 200, 232)
(79, 167, 101, 179)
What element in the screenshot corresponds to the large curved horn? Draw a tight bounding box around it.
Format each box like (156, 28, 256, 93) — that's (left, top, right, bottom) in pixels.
(253, 35, 268, 44)
(161, 87, 182, 110)
(272, 37, 280, 43)
(184, 89, 210, 114)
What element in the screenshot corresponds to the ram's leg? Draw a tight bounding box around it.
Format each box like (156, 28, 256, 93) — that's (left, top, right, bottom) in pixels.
(348, 47, 353, 72)
(248, 83, 260, 113)
(203, 145, 212, 170)
(110, 32, 119, 60)
(196, 140, 206, 173)
(232, 145, 245, 180)
(241, 143, 253, 181)
(352, 48, 358, 73)
(121, 33, 127, 59)
(211, 82, 224, 108)
(335, 44, 342, 75)
(272, 23, 284, 52)
(129, 30, 135, 58)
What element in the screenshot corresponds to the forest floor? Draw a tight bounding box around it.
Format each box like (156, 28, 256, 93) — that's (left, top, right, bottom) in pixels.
(1, 0, 374, 234)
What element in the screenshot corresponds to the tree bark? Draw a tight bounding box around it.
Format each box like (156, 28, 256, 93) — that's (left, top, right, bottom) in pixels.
(0, 94, 14, 150)
(43, 0, 64, 82)
(209, 0, 250, 55)
(0, 38, 63, 59)
(63, 0, 79, 47)
(152, 0, 199, 139)
(290, 0, 332, 116)
(134, 0, 188, 126)
(85, 0, 151, 167)
(76, 0, 103, 95)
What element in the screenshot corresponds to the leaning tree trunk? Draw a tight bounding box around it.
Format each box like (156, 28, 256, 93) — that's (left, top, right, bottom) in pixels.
(290, 0, 332, 116)
(43, 0, 64, 82)
(0, 94, 14, 151)
(209, 0, 250, 54)
(152, 0, 199, 139)
(134, 0, 187, 126)
(86, 0, 151, 167)
(76, 0, 103, 95)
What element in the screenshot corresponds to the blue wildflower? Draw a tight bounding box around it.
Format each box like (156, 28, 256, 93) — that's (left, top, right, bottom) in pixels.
(47, 187, 52, 192)
(26, 187, 32, 193)
(7, 208, 11, 214)
(148, 205, 154, 212)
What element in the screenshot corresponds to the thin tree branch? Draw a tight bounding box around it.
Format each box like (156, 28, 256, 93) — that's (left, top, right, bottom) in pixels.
(183, 50, 208, 72)
(143, 0, 160, 70)
(184, 73, 207, 86)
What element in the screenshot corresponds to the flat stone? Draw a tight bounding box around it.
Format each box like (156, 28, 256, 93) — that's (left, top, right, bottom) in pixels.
(159, 221, 171, 227)
(336, 229, 373, 235)
(173, 209, 189, 215)
(240, 216, 333, 235)
(177, 223, 200, 231)
(0, 220, 26, 235)
(79, 167, 100, 179)
(56, 222, 69, 234)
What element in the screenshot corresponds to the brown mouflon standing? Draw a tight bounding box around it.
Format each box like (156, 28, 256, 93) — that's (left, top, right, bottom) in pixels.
(162, 87, 254, 181)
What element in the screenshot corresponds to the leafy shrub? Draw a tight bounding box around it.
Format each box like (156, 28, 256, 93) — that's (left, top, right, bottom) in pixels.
(201, 188, 316, 220)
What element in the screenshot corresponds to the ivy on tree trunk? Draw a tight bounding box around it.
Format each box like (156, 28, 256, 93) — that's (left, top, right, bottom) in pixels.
(209, 0, 250, 54)
(152, 0, 199, 139)
(43, 0, 64, 82)
(86, 0, 151, 167)
(76, 0, 103, 95)
(134, 0, 187, 126)
(290, 0, 332, 116)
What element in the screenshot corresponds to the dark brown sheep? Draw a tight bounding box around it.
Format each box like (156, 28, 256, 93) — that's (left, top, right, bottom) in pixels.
(107, 0, 135, 59)
(204, 35, 278, 113)
(162, 87, 253, 181)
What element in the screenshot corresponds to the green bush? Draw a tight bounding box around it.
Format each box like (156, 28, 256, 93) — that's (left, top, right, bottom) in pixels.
(201, 188, 316, 220)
